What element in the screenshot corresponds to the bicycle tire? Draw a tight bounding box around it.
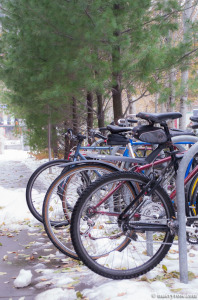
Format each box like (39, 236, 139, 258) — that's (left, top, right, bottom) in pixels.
(71, 171, 175, 279)
(42, 163, 137, 260)
(187, 172, 198, 216)
(26, 159, 67, 223)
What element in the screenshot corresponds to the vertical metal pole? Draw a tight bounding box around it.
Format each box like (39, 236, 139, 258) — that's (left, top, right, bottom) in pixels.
(176, 141, 198, 283)
(176, 164, 188, 284)
(146, 232, 153, 257)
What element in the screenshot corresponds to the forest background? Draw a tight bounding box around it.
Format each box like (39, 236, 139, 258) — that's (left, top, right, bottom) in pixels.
(0, 0, 198, 158)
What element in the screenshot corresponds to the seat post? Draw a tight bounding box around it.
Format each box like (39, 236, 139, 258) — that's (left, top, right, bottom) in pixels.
(160, 121, 172, 142)
(161, 121, 178, 172)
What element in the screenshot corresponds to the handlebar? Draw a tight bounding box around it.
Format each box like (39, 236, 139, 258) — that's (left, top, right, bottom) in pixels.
(66, 129, 86, 142)
(66, 128, 74, 139)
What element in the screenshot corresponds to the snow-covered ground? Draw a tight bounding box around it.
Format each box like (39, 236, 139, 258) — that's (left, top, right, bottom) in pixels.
(1, 148, 198, 300)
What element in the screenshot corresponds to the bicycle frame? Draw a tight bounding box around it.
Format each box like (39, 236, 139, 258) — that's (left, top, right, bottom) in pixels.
(72, 142, 151, 159)
(88, 144, 198, 225)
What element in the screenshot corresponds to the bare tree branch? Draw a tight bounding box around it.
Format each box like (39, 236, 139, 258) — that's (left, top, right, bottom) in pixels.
(122, 90, 149, 117)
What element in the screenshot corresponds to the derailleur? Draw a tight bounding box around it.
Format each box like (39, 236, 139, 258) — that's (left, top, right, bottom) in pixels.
(186, 221, 198, 244)
(168, 218, 198, 244)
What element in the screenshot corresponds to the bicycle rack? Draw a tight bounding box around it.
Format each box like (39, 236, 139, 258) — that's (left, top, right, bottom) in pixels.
(176, 141, 198, 283)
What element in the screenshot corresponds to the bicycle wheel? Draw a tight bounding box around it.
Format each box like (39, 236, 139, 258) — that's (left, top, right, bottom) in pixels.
(26, 159, 67, 223)
(187, 172, 198, 216)
(42, 162, 133, 259)
(71, 171, 175, 279)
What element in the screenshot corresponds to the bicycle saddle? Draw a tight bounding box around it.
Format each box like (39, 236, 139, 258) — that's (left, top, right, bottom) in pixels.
(170, 128, 195, 137)
(190, 116, 198, 122)
(106, 125, 132, 134)
(136, 112, 182, 123)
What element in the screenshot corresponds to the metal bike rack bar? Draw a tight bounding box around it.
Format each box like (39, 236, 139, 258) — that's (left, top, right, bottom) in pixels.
(176, 141, 198, 283)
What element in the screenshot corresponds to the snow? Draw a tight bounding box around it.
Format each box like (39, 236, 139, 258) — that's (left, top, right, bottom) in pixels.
(0, 149, 44, 229)
(1, 148, 198, 299)
(0, 186, 37, 229)
(35, 288, 76, 300)
(14, 269, 33, 288)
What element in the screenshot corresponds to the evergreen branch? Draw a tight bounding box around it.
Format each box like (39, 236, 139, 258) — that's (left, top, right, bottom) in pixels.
(84, 9, 95, 27)
(0, 5, 9, 14)
(21, 3, 74, 41)
(39, 17, 74, 40)
(120, 3, 198, 35)
(177, 47, 198, 62)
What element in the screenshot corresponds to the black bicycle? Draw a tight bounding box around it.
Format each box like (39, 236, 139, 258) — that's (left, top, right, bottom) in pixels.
(70, 112, 198, 279)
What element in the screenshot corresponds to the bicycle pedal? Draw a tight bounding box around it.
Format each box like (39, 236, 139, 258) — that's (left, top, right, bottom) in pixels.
(131, 232, 138, 241)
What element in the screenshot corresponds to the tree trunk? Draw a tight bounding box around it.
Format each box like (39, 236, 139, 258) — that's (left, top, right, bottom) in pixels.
(96, 91, 104, 128)
(155, 93, 159, 113)
(87, 92, 93, 143)
(52, 125, 58, 158)
(126, 92, 136, 116)
(179, 0, 193, 129)
(167, 68, 177, 127)
(112, 74, 122, 123)
(179, 69, 189, 129)
(129, 99, 136, 115)
(160, 102, 166, 113)
(72, 96, 78, 135)
(64, 116, 71, 160)
(112, 4, 122, 124)
(64, 126, 71, 160)
(64, 97, 78, 159)
(168, 68, 176, 112)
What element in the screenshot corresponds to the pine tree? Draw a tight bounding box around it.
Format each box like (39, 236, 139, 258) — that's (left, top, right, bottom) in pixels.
(0, 0, 195, 153)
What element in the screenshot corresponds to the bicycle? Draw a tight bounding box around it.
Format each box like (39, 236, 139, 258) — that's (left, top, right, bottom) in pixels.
(42, 113, 198, 259)
(70, 112, 198, 279)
